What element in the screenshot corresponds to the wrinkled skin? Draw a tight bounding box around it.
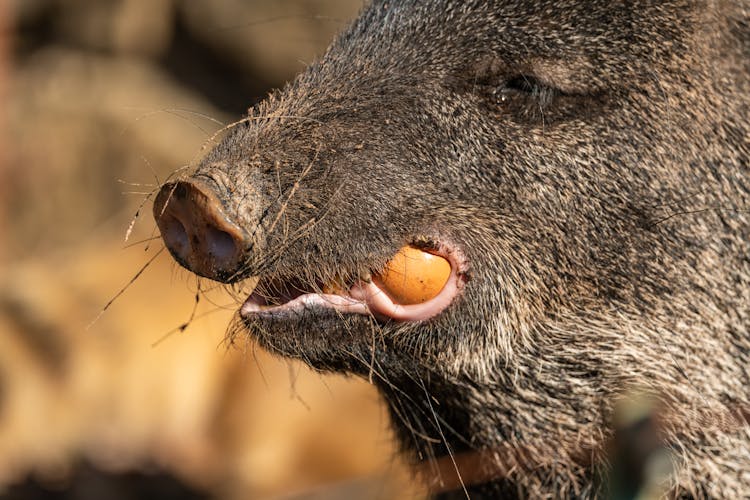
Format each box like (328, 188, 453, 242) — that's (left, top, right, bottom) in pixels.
(157, 0, 750, 497)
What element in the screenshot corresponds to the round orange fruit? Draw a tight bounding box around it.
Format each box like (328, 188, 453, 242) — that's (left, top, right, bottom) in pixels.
(374, 246, 451, 305)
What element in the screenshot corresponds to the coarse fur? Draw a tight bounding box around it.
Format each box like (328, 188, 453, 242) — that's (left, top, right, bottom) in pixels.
(163, 0, 750, 497)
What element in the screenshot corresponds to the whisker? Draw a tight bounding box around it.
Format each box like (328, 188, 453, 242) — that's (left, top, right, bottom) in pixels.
(151, 288, 201, 348)
(418, 376, 470, 499)
(87, 246, 165, 330)
(212, 14, 350, 34)
(122, 235, 162, 250)
(122, 106, 226, 139)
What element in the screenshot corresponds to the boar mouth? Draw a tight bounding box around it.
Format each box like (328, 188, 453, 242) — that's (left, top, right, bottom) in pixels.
(240, 242, 466, 323)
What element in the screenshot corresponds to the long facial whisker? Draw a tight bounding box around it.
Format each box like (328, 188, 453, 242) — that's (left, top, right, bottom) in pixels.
(88, 246, 165, 330)
(151, 281, 203, 347)
(417, 376, 470, 499)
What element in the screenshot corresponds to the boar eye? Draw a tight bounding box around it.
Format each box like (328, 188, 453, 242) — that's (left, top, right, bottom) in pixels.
(503, 75, 547, 95)
(459, 61, 607, 125)
(486, 73, 606, 125)
(493, 75, 561, 115)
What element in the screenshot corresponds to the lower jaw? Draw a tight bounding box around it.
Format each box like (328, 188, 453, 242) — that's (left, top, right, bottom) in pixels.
(238, 309, 385, 372)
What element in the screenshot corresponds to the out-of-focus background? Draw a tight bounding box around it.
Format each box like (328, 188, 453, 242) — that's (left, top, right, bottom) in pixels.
(0, 1, 420, 498)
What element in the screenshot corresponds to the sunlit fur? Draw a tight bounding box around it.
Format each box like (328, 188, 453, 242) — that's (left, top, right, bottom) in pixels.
(176, 0, 749, 497)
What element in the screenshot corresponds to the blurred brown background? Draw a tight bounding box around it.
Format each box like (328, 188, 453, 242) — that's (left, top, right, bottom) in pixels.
(0, 1, 420, 498)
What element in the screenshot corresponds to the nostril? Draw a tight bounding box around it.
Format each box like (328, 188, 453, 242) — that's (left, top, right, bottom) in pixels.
(206, 225, 237, 263)
(162, 215, 190, 261)
(153, 179, 248, 282)
(173, 182, 188, 200)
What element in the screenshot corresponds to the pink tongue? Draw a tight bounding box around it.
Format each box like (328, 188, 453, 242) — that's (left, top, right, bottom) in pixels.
(348, 271, 459, 322)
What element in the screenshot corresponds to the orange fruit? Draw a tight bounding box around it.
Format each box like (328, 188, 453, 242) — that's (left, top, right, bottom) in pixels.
(374, 246, 451, 305)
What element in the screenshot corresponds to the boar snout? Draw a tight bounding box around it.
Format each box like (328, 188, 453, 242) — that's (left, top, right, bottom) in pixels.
(153, 179, 249, 282)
